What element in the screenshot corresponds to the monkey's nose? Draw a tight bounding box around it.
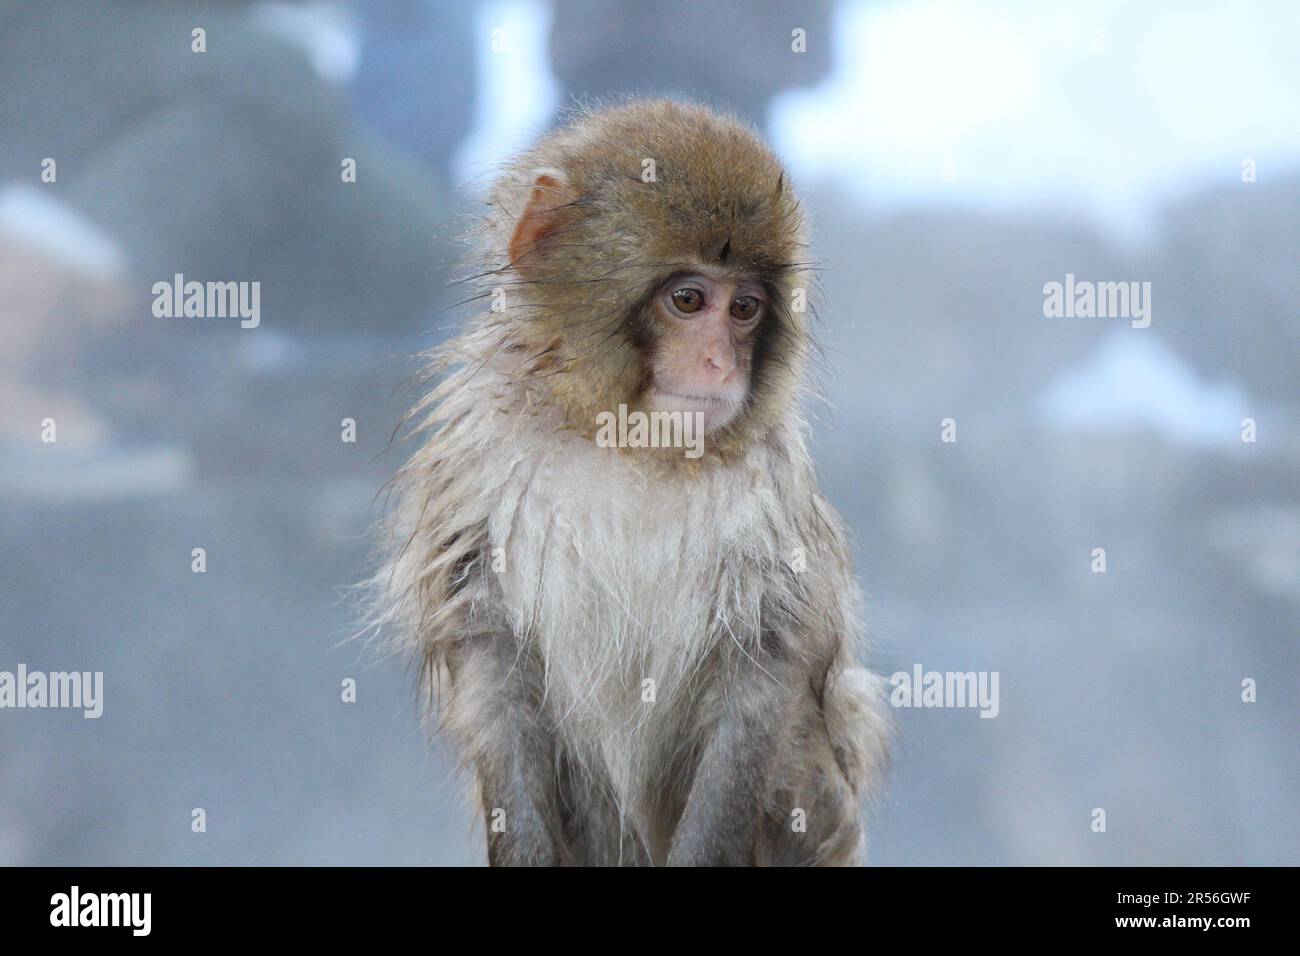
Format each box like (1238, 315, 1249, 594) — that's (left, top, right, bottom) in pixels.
(704, 349, 736, 380)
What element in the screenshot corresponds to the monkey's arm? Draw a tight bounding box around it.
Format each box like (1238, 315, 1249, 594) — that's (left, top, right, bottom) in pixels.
(668, 489, 865, 867)
(666, 639, 795, 867)
(446, 627, 568, 867)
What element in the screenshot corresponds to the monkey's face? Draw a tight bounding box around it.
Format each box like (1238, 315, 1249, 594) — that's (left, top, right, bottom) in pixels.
(645, 269, 765, 432)
(488, 101, 812, 460)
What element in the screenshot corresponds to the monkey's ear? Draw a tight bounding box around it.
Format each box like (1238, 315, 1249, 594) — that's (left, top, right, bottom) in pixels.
(508, 168, 575, 274)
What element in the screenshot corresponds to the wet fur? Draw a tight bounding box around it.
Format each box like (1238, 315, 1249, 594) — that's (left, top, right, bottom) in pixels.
(368, 101, 889, 865)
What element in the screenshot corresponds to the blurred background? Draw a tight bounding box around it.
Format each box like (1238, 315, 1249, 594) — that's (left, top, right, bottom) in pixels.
(1, 0, 1296, 865)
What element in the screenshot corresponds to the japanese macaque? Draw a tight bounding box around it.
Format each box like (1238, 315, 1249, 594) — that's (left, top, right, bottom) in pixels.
(370, 101, 889, 866)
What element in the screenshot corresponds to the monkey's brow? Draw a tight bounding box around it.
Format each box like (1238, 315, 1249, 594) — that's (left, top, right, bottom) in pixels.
(650, 265, 777, 291)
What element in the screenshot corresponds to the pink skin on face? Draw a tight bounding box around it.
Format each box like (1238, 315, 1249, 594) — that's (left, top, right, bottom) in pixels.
(647, 271, 765, 432)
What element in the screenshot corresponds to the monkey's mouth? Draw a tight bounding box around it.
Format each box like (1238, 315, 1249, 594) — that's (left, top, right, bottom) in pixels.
(647, 388, 746, 431)
(651, 389, 738, 406)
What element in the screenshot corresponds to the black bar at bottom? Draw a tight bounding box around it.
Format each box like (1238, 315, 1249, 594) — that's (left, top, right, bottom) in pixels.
(0, 865, 1283, 941)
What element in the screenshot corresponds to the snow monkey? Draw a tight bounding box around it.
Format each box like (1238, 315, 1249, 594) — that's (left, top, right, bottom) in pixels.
(371, 101, 889, 866)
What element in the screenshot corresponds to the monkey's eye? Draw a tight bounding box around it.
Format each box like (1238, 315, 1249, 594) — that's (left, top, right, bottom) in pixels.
(730, 296, 761, 322)
(671, 288, 704, 314)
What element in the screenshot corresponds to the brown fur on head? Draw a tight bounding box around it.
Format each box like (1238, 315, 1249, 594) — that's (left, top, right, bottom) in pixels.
(474, 99, 813, 460)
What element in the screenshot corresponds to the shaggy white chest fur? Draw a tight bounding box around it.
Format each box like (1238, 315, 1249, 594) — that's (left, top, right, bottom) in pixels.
(482, 426, 779, 792)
